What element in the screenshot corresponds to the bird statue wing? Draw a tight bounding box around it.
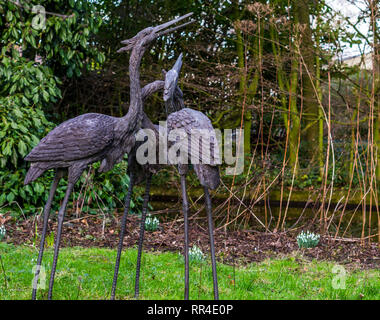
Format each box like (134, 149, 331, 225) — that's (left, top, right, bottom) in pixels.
(25, 113, 115, 162)
(166, 108, 221, 166)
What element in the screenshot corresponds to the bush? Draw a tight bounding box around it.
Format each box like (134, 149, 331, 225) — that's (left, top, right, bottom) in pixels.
(0, 0, 108, 217)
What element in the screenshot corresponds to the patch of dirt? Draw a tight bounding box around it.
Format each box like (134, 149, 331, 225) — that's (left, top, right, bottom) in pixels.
(2, 212, 380, 269)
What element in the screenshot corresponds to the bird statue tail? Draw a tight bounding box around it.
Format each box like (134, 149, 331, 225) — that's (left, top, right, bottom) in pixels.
(193, 164, 220, 190)
(24, 163, 45, 185)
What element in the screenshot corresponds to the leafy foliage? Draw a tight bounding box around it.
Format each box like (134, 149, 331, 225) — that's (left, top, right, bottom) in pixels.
(0, 95, 54, 209)
(0, 0, 108, 215)
(0, 0, 105, 79)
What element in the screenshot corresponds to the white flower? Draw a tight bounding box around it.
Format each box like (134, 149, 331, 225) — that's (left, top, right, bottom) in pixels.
(145, 214, 159, 232)
(189, 245, 205, 262)
(0, 225, 6, 240)
(297, 231, 320, 248)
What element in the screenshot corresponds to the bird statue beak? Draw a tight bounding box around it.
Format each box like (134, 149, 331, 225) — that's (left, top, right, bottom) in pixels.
(173, 53, 183, 74)
(154, 13, 194, 35)
(118, 13, 195, 53)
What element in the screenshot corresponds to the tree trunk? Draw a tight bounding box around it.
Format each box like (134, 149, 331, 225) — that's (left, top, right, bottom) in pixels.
(233, 0, 260, 156)
(371, 2, 380, 183)
(295, 0, 320, 169)
(368, 0, 380, 246)
(288, 51, 300, 173)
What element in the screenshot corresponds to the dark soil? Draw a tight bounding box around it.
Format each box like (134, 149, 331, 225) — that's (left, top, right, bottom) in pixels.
(2, 211, 380, 270)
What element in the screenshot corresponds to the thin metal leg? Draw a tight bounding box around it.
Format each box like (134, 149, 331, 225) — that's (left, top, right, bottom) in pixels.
(111, 173, 135, 300)
(32, 171, 62, 300)
(181, 174, 190, 300)
(134, 173, 152, 299)
(204, 187, 219, 300)
(47, 181, 74, 300)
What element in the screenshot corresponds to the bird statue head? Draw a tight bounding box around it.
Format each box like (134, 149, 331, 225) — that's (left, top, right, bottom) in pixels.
(117, 13, 194, 53)
(163, 53, 183, 102)
(162, 53, 185, 114)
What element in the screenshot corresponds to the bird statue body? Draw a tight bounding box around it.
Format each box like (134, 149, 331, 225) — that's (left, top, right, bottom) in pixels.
(166, 107, 220, 190)
(25, 113, 121, 185)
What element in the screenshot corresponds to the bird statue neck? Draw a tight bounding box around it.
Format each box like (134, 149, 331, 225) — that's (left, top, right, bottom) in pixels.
(165, 90, 185, 115)
(119, 42, 147, 132)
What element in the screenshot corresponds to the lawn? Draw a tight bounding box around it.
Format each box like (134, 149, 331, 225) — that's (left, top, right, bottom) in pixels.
(0, 243, 379, 300)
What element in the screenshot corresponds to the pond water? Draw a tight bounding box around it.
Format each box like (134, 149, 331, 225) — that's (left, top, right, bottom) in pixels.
(148, 187, 379, 241)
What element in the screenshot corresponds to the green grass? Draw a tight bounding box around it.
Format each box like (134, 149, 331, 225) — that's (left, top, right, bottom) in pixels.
(0, 242, 379, 300)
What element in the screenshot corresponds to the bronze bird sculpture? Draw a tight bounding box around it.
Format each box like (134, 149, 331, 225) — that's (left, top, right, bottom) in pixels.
(132, 53, 220, 300)
(25, 12, 194, 300)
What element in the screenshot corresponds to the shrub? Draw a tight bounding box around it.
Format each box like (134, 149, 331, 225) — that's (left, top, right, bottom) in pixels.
(0, 0, 107, 218)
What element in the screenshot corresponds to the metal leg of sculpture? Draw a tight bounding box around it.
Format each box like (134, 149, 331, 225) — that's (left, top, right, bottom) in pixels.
(134, 173, 152, 299)
(180, 174, 190, 300)
(47, 181, 74, 300)
(110, 172, 135, 300)
(32, 170, 63, 300)
(204, 187, 219, 300)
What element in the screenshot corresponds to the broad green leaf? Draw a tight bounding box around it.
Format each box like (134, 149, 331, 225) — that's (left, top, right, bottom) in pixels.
(0, 193, 6, 206)
(33, 93, 39, 104)
(42, 90, 49, 102)
(7, 192, 15, 203)
(11, 149, 17, 166)
(29, 35, 37, 48)
(6, 10, 13, 21)
(9, 83, 17, 94)
(18, 140, 27, 156)
(13, 108, 23, 118)
(18, 125, 28, 133)
(11, 27, 18, 39)
(32, 118, 41, 127)
(21, 96, 29, 105)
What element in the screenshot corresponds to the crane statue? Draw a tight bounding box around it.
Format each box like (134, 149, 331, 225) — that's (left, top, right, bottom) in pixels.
(110, 56, 185, 300)
(127, 54, 220, 300)
(25, 13, 195, 300)
(164, 58, 221, 300)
